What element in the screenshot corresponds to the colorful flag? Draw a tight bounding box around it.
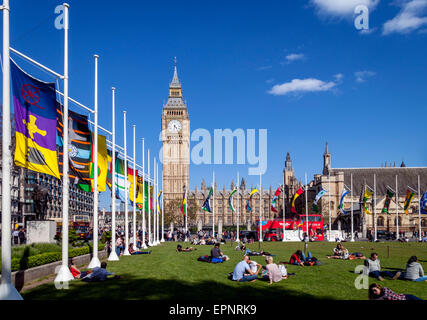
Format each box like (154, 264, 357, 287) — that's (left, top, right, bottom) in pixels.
(421, 191, 427, 215)
(11, 60, 60, 179)
(312, 188, 327, 212)
(291, 187, 304, 214)
(271, 186, 282, 213)
(403, 190, 415, 214)
(113, 157, 130, 204)
(228, 189, 237, 212)
(382, 189, 395, 214)
(57, 107, 92, 188)
(127, 168, 139, 204)
(157, 191, 162, 214)
(338, 188, 350, 215)
(181, 192, 187, 216)
(246, 188, 259, 212)
(202, 187, 213, 213)
(362, 187, 372, 215)
(78, 133, 109, 192)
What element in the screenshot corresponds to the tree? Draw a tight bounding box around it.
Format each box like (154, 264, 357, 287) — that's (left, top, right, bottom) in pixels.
(164, 197, 198, 227)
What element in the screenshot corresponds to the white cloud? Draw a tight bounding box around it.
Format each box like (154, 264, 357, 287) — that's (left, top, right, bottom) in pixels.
(383, 0, 427, 35)
(268, 78, 337, 96)
(285, 53, 305, 63)
(310, 0, 380, 17)
(334, 73, 344, 81)
(354, 70, 376, 82)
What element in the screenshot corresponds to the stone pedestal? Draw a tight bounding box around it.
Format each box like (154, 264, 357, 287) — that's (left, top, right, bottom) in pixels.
(217, 218, 223, 238)
(27, 221, 57, 244)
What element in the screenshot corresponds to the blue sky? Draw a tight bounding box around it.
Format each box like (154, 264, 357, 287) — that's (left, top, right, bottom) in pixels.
(2, 0, 427, 209)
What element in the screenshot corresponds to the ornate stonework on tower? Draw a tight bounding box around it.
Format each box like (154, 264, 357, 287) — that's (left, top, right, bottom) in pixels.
(161, 58, 190, 206)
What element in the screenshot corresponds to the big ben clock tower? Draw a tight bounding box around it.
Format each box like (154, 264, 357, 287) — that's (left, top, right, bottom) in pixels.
(161, 58, 190, 208)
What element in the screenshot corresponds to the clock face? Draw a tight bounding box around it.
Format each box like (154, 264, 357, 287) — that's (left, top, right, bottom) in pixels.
(168, 119, 182, 133)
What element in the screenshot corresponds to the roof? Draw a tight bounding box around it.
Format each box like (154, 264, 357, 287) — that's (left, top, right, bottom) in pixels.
(330, 167, 427, 196)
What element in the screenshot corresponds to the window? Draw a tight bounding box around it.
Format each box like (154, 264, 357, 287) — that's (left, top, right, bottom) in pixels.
(377, 216, 384, 227)
(422, 219, 426, 227)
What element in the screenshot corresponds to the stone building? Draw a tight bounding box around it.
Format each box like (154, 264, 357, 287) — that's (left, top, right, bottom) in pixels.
(312, 143, 427, 237)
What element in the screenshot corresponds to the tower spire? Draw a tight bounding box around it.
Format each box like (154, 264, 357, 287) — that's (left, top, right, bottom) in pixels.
(170, 57, 181, 88)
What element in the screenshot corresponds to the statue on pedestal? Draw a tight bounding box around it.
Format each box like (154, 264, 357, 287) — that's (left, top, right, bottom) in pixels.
(33, 183, 50, 220)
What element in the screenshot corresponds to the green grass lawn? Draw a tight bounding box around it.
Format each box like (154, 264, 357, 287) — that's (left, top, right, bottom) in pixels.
(22, 241, 427, 300)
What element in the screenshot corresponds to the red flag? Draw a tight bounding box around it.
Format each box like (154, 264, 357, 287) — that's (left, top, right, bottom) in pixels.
(291, 187, 304, 214)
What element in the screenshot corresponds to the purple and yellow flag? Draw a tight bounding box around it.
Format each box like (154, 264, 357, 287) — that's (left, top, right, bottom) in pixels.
(11, 60, 60, 178)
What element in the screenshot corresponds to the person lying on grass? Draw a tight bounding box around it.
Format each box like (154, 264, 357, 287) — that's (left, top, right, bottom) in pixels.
(232, 255, 258, 282)
(128, 243, 152, 255)
(368, 283, 422, 300)
(243, 248, 274, 256)
(364, 252, 401, 281)
(263, 256, 288, 285)
(210, 243, 229, 262)
(82, 262, 123, 282)
(326, 243, 366, 260)
(176, 244, 196, 252)
(69, 258, 91, 279)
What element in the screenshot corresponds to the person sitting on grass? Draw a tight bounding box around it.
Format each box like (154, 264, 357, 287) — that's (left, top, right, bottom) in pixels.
(289, 250, 305, 266)
(368, 283, 422, 300)
(364, 252, 401, 281)
(128, 243, 152, 255)
(82, 262, 123, 282)
(263, 256, 287, 285)
(69, 258, 91, 279)
(247, 258, 262, 276)
(400, 256, 427, 282)
(327, 243, 365, 260)
(210, 243, 229, 262)
(176, 244, 195, 252)
(232, 255, 258, 282)
(327, 243, 349, 259)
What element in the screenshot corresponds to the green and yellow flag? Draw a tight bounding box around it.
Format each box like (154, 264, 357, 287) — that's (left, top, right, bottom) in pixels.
(363, 187, 372, 215)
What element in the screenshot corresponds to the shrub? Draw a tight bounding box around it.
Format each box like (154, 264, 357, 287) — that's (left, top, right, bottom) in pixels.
(2, 243, 105, 272)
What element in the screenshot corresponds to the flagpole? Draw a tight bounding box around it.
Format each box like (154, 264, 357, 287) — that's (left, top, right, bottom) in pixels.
(236, 172, 240, 242)
(147, 149, 152, 246)
(396, 175, 399, 241)
(141, 139, 147, 249)
(259, 173, 263, 242)
(374, 174, 377, 242)
(185, 183, 188, 242)
(0, 0, 23, 300)
(350, 173, 354, 242)
(153, 158, 157, 246)
(305, 173, 309, 240)
(122, 111, 130, 255)
(54, 2, 74, 284)
(88, 54, 101, 268)
(156, 161, 159, 244)
(282, 172, 286, 242)
(212, 171, 215, 238)
(418, 175, 422, 241)
(161, 166, 165, 242)
(132, 125, 137, 249)
(108, 88, 119, 260)
(328, 171, 332, 241)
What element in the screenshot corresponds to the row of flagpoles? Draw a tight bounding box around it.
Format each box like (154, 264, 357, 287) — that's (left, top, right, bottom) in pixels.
(199, 171, 425, 244)
(0, 2, 165, 300)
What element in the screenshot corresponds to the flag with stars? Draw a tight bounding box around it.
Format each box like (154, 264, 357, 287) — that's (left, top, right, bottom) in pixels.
(11, 60, 60, 178)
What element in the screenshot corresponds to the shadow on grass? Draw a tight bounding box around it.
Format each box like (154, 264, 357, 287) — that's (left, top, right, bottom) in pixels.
(22, 276, 333, 300)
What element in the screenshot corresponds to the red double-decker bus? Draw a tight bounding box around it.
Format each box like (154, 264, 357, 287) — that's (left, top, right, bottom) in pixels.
(256, 214, 325, 241)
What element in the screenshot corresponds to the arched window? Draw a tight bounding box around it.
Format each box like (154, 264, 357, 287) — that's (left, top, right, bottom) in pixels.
(422, 219, 426, 227)
(377, 216, 384, 227)
(394, 218, 402, 226)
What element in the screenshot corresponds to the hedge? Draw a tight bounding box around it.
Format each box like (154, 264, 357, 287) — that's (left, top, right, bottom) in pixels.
(9, 244, 104, 272)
